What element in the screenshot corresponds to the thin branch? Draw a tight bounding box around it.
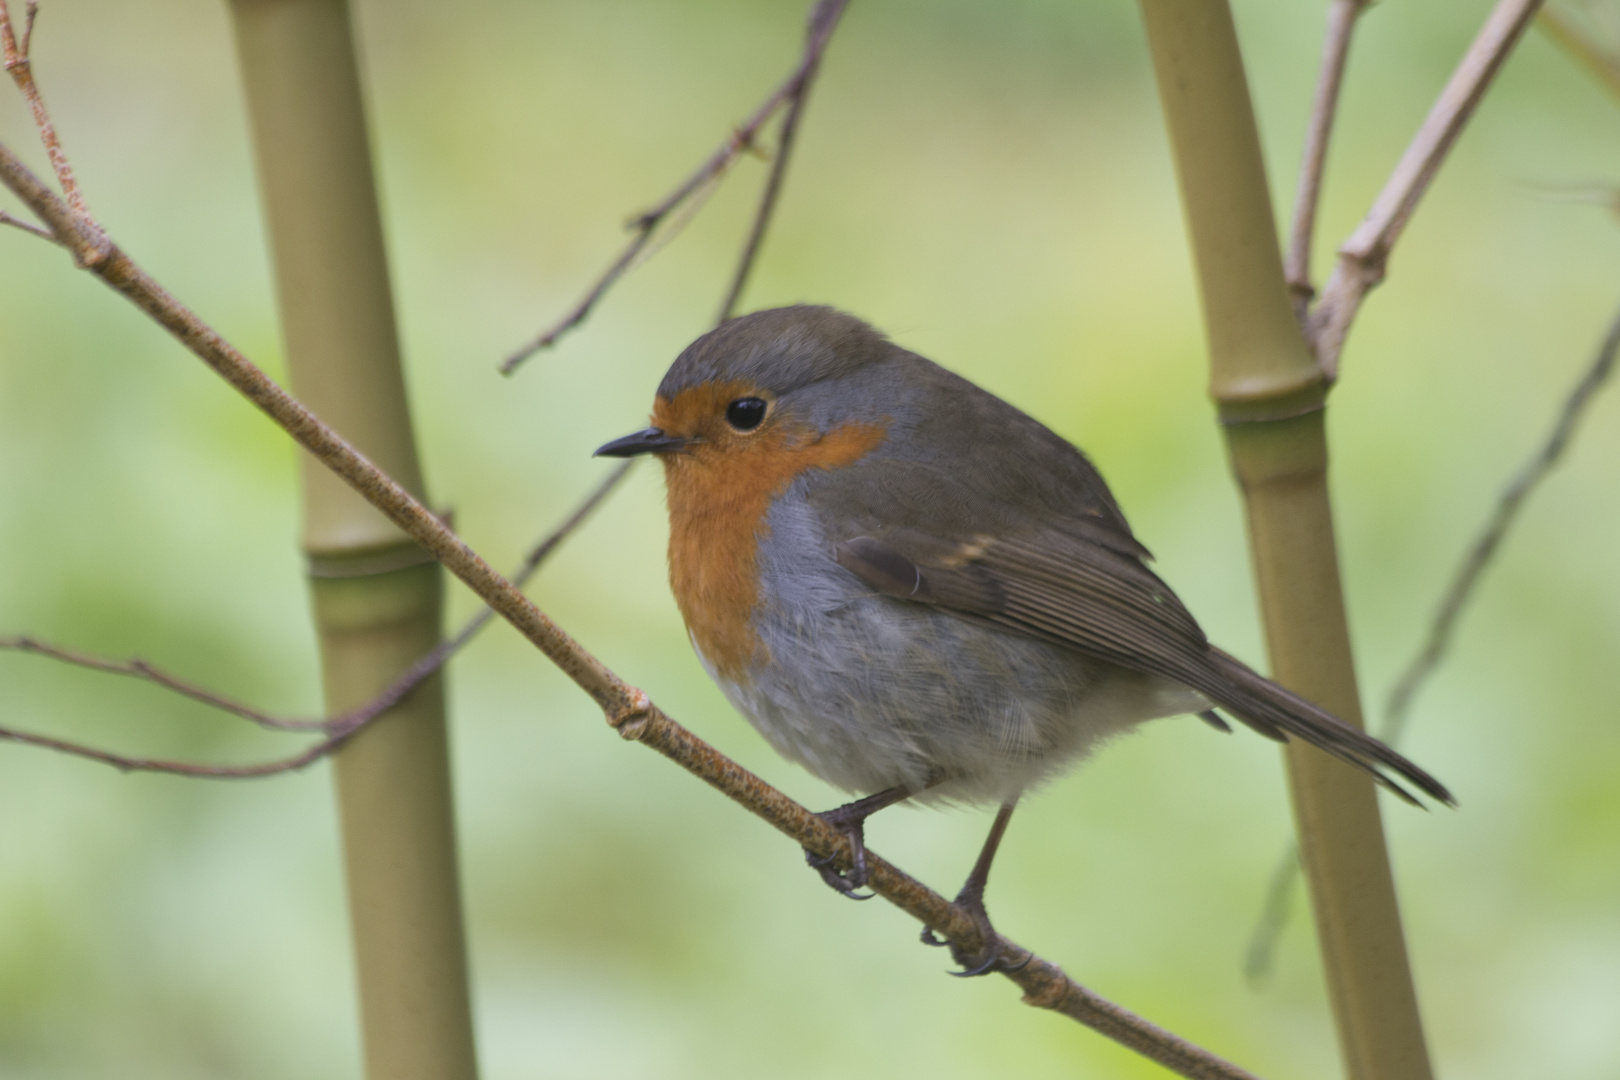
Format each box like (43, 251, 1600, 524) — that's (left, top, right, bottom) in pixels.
(1308, 0, 1543, 380)
(0, 722, 350, 778)
(1383, 293, 1620, 743)
(1, 635, 331, 732)
(1538, 3, 1620, 101)
(1244, 294, 1620, 982)
(1242, 841, 1300, 988)
(715, 0, 845, 323)
(0, 0, 93, 223)
(0, 461, 635, 767)
(316, 457, 637, 740)
(0, 205, 55, 242)
(0, 132, 1269, 1080)
(500, 0, 849, 374)
(1284, 0, 1368, 318)
(1519, 180, 1620, 215)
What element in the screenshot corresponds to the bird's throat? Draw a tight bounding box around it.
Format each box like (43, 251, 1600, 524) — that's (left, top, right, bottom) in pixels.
(663, 420, 887, 682)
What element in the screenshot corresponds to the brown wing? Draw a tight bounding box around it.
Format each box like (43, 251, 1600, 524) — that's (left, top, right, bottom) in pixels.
(834, 527, 1453, 805)
(835, 526, 1248, 716)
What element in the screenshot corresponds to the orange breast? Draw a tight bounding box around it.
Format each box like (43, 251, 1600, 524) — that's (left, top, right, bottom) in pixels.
(658, 398, 886, 682)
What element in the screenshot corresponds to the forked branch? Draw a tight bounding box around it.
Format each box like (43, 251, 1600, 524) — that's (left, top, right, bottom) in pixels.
(1306, 0, 1543, 379)
(0, 0, 93, 227)
(501, 0, 848, 373)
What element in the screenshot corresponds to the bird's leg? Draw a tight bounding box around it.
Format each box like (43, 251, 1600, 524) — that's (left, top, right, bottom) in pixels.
(804, 784, 917, 899)
(921, 800, 1030, 977)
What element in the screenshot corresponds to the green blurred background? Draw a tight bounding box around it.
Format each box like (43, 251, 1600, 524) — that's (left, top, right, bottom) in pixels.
(2, 1, 1618, 1077)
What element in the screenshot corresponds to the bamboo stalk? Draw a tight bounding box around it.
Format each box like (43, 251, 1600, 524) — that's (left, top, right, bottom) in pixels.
(1137, 4, 1433, 1079)
(226, 2, 478, 1079)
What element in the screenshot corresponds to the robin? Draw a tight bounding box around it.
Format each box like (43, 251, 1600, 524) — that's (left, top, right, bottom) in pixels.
(597, 304, 1451, 976)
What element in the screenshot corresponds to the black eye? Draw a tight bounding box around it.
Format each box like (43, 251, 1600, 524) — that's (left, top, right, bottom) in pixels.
(725, 397, 767, 432)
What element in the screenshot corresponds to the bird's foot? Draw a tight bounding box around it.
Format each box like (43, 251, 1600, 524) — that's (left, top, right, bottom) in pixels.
(920, 886, 1031, 977)
(803, 802, 876, 900)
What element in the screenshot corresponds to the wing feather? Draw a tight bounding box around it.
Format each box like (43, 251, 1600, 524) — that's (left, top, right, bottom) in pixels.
(833, 528, 1453, 805)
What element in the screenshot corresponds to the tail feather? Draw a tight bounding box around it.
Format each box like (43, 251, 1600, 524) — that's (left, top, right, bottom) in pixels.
(1204, 648, 1455, 808)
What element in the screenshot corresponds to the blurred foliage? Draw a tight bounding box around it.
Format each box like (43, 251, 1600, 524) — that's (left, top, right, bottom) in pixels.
(2, 0, 1619, 1077)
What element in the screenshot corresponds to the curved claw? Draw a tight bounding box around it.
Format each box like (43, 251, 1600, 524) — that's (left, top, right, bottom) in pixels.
(948, 951, 1002, 978)
(946, 942, 1031, 978)
(806, 848, 874, 899)
(1002, 949, 1033, 973)
(922, 923, 1019, 975)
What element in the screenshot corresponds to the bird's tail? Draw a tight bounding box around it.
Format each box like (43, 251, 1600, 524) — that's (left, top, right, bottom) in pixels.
(1204, 647, 1454, 807)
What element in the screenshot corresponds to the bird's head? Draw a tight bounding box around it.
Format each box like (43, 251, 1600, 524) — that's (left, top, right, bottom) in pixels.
(594, 305, 902, 468)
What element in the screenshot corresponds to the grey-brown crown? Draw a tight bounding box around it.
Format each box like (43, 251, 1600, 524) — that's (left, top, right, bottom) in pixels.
(656, 306, 896, 400)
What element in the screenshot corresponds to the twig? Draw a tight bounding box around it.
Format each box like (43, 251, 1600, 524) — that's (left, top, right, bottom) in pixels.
(1383, 293, 1620, 743)
(1308, 0, 1543, 379)
(0, 723, 349, 778)
(1244, 294, 1620, 982)
(0, 0, 93, 224)
(1242, 841, 1301, 988)
(0, 205, 55, 242)
(1538, 3, 1620, 101)
(500, 0, 849, 373)
(1284, 0, 1368, 318)
(1519, 180, 1620, 215)
(0, 461, 635, 770)
(0, 132, 1269, 1080)
(716, 0, 845, 323)
(1, 635, 331, 732)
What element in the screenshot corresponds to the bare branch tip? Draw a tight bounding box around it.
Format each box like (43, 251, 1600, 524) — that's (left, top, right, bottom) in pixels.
(498, 346, 535, 375)
(20, 0, 35, 59)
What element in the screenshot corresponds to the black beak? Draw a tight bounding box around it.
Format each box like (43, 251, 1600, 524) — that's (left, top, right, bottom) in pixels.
(593, 427, 689, 458)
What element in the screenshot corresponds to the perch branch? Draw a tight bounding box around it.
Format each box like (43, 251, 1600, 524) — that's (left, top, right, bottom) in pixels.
(1308, 0, 1543, 379)
(501, 0, 848, 373)
(613, 703, 1260, 1080)
(0, 134, 1268, 1080)
(0, 27, 1269, 1072)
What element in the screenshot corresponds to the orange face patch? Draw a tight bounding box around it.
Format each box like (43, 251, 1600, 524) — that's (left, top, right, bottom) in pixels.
(654, 382, 886, 682)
